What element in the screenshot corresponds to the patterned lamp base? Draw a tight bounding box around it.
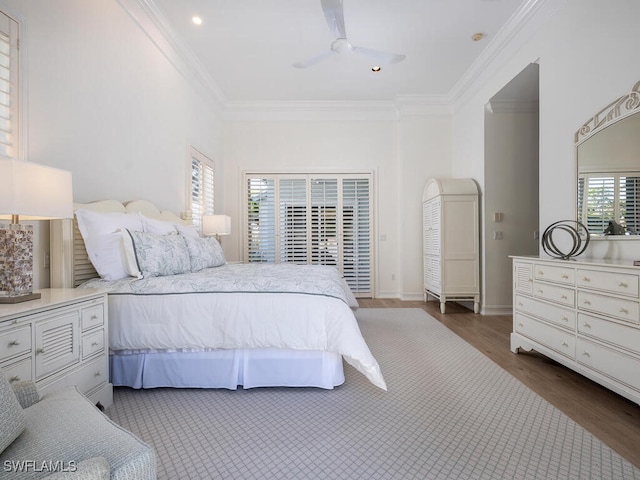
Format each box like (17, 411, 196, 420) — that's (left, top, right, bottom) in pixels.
(0, 223, 41, 303)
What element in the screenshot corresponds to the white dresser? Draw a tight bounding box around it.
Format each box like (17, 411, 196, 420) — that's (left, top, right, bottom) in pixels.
(423, 178, 480, 313)
(0, 288, 112, 408)
(511, 256, 640, 406)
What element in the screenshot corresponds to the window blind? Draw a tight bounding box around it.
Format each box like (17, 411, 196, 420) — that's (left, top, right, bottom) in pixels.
(244, 173, 373, 296)
(0, 11, 18, 159)
(190, 148, 214, 231)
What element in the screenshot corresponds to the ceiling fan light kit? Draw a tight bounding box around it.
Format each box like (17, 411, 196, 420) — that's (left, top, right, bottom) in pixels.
(293, 0, 406, 69)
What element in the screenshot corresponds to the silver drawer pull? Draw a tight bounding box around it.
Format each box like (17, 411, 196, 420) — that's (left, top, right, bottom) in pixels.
(583, 276, 591, 282)
(561, 274, 569, 279)
(9, 376, 20, 383)
(36, 348, 45, 354)
(562, 342, 569, 347)
(562, 316, 568, 321)
(8, 340, 20, 346)
(582, 351, 590, 357)
(91, 314, 98, 320)
(619, 308, 629, 314)
(583, 322, 591, 328)
(95, 371, 102, 377)
(91, 341, 100, 347)
(537, 289, 543, 294)
(538, 270, 544, 275)
(561, 295, 567, 299)
(618, 282, 628, 288)
(528, 278, 533, 283)
(583, 300, 591, 305)
(518, 323, 524, 327)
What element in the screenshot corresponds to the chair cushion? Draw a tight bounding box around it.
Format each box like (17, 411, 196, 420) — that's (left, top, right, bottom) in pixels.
(0, 370, 26, 454)
(1, 386, 155, 479)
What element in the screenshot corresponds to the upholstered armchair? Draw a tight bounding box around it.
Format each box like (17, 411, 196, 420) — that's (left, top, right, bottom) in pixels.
(0, 370, 156, 479)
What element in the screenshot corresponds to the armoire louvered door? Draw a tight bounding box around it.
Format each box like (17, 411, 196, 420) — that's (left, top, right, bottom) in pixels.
(245, 173, 372, 297)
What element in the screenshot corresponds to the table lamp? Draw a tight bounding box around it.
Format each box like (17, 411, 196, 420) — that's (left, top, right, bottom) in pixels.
(202, 214, 231, 242)
(0, 159, 73, 303)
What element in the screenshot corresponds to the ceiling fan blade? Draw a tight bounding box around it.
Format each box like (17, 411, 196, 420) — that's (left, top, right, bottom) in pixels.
(293, 50, 335, 69)
(352, 46, 406, 64)
(321, 0, 346, 39)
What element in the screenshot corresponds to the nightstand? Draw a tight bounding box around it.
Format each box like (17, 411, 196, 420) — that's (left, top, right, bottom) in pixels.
(0, 288, 113, 408)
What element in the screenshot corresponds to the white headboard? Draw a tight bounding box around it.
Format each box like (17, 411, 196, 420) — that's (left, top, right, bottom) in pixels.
(50, 200, 188, 288)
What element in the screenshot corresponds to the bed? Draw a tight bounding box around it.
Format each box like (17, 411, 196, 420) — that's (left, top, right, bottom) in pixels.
(49, 200, 386, 391)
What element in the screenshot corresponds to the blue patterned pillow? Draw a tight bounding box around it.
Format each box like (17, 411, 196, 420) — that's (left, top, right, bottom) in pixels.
(127, 230, 191, 277)
(183, 235, 226, 272)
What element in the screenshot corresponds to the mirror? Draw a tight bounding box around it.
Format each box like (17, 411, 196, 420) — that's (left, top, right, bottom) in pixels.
(576, 80, 640, 237)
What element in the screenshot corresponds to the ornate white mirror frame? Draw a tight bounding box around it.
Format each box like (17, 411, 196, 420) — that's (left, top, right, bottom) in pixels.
(575, 80, 640, 239)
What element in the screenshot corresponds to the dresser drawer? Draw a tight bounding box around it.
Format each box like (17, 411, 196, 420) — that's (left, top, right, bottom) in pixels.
(577, 290, 639, 325)
(81, 304, 104, 331)
(514, 312, 575, 359)
(534, 263, 575, 285)
(82, 329, 105, 360)
(533, 282, 575, 307)
(1, 358, 33, 384)
(0, 325, 31, 362)
(515, 295, 575, 330)
(578, 313, 640, 355)
(577, 338, 640, 392)
(577, 269, 639, 297)
(73, 356, 109, 395)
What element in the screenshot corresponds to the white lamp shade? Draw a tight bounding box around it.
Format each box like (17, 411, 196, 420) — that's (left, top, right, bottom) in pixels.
(202, 214, 231, 236)
(0, 159, 73, 220)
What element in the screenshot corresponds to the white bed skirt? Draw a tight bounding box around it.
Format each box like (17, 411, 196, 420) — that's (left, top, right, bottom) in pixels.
(110, 348, 345, 390)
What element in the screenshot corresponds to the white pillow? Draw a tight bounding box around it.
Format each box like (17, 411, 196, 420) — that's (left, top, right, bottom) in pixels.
(175, 223, 200, 238)
(140, 215, 177, 235)
(75, 210, 144, 281)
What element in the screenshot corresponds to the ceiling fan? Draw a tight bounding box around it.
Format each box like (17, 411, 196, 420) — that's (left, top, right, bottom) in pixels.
(293, 0, 406, 69)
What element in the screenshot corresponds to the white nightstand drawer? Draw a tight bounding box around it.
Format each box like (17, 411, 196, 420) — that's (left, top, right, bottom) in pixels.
(514, 312, 575, 359)
(534, 263, 575, 285)
(515, 295, 575, 330)
(533, 282, 575, 307)
(577, 338, 640, 392)
(1, 358, 33, 384)
(74, 356, 109, 395)
(82, 329, 105, 359)
(578, 313, 640, 355)
(81, 304, 104, 331)
(577, 269, 639, 297)
(577, 290, 639, 324)
(0, 325, 31, 362)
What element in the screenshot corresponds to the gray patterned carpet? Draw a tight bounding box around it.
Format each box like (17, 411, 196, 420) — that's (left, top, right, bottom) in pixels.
(107, 308, 640, 479)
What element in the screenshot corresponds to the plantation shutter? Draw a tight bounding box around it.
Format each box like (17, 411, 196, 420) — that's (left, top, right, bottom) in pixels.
(310, 178, 339, 266)
(621, 175, 640, 234)
(244, 173, 373, 296)
(190, 148, 214, 231)
(247, 177, 276, 262)
(0, 11, 19, 159)
(584, 175, 615, 234)
(279, 177, 308, 263)
(342, 177, 372, 294)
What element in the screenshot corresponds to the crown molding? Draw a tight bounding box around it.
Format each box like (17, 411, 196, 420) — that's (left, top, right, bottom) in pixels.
(450, 0, 564, 109)
(396, 95, 453, 117)
(116, 0, 226, 112)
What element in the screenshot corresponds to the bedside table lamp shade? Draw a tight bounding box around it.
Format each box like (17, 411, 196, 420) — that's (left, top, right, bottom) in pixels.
(0, 159, 73, 303)
(202, 214, 231, 242)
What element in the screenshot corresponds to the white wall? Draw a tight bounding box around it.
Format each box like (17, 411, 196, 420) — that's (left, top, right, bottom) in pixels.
(221, 109, 452, 298)
(1, 0, 223, 288)
(453, 0, 640, 306)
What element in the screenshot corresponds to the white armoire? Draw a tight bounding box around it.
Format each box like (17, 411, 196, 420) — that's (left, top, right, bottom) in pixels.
(423, 178, 480, 314)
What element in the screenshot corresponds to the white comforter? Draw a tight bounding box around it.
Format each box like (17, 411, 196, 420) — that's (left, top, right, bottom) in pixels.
(81, 264, 387, 390)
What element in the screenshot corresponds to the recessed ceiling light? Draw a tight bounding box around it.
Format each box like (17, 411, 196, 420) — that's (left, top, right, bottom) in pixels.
(471, 32, 484, 42)
(371, 66, 381, 72)
(192, 16, 203, 25)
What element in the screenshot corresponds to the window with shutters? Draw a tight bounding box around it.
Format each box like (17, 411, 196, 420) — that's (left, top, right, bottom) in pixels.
(0, 10, 19, 160)
(189, 147, 215, 231)
(244, 173, 373, 296)
(578, 172, 640, 235)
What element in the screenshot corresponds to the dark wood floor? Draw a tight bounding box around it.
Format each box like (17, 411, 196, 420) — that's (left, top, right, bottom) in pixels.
(358, 298, 640, 469)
